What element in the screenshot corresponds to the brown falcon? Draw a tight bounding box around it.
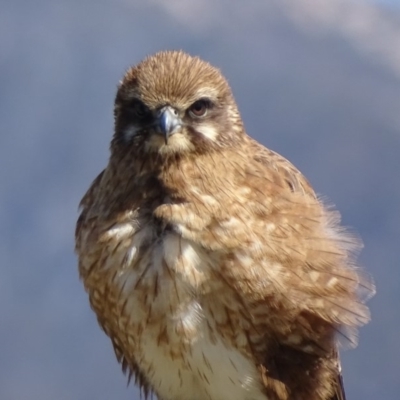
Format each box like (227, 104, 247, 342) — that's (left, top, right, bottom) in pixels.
(75, 51, 374, 400)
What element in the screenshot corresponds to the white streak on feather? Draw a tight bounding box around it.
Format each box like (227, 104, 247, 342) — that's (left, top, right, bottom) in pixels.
(220, 217, 241, 229)
(196, 123, 218, 141)
(194, 87, 219, 100)
(104, 222, 134, 240)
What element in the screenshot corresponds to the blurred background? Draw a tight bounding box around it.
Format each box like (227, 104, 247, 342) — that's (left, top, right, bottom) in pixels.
(1, 0, 399, 399)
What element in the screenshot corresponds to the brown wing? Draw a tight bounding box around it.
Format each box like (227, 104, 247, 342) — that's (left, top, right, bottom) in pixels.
(248, 137, 316, 198)
(75, 170, 104, 241)
(258, 337, 347, 400)
(75, 170, 156, 399)
(240, 137, 372, 399)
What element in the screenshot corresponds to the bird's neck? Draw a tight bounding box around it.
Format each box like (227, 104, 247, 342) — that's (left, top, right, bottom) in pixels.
(104, 146, 240, 210)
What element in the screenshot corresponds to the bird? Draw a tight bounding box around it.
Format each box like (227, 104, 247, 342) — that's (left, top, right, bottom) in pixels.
(75, 50, 374, 400)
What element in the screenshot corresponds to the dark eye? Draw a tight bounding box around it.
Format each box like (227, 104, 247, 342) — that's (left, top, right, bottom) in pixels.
(129, 99, 149, 118)
(188, 99, 211, 118)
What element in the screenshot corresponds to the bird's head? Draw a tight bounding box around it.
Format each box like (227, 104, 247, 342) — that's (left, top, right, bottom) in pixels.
(112, 51, 244, 157)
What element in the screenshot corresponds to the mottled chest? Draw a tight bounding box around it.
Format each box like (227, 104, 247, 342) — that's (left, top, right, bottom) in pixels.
(84, 219, 267, 400)
(101, 218, 216, 333)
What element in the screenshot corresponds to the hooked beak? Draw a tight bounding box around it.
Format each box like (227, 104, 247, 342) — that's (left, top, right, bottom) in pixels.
(157, 106, 181, 144)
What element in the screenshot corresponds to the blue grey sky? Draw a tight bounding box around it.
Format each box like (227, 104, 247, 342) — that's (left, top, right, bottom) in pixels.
(373, 0, 399, 7)
(1, 1, 399, 399)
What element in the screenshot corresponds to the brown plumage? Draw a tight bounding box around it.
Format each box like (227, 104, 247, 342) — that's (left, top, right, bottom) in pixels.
(75, 50, 374, 400)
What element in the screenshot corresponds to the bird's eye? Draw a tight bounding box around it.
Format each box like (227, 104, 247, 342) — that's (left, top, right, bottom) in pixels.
(129, 99, 149, 118)
(188, 99, 211, 118)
